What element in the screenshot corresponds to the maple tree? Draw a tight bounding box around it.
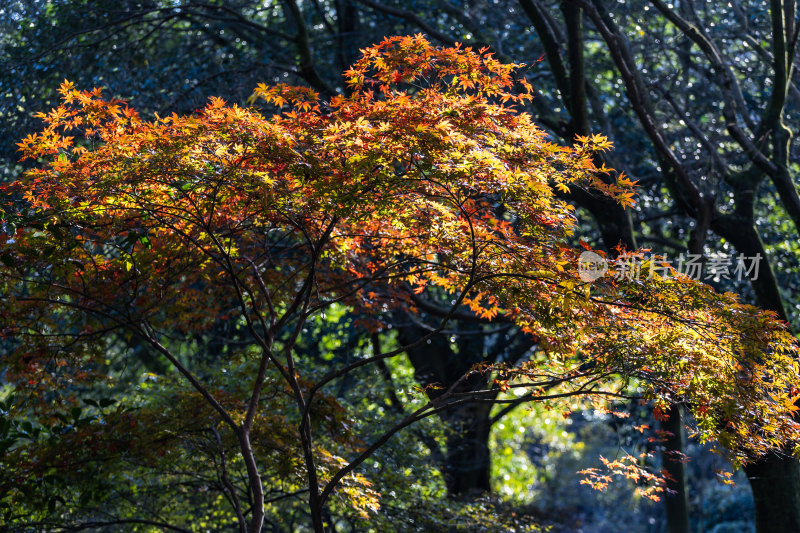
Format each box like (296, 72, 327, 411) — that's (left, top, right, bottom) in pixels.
(2, 35, 800, 532)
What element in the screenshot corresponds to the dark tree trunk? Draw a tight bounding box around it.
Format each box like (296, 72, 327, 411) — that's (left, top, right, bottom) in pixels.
(713, 211, 800, 533)
(661, 405, 690, 533)
(745, 453, 800, 533)
(442, 403, 493, 496)
(396, 319, 496, 498)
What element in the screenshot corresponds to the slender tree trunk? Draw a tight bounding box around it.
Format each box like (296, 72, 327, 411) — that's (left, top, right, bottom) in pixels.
(308, 490, 326, 533)
(657, 217, 710, 533)
(296, 386, 325, 533)
(661, 405, 690, 533)
(237, 428, 266, 533)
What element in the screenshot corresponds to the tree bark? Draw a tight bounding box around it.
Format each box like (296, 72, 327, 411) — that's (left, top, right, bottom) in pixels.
(712, 207, 800, 532)
(442, 402, 493, 496)
(744, 454, 800, 533)
(661, 405, 690, 533)
(397, 320, 495, 498)
(237, 428, 266, 533)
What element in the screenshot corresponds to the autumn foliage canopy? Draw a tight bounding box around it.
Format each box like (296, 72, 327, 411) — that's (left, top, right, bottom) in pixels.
(1, 35, 799, 530)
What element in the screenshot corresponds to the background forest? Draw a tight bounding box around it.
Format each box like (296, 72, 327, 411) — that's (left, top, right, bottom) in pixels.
(1, 1, 800, 532)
